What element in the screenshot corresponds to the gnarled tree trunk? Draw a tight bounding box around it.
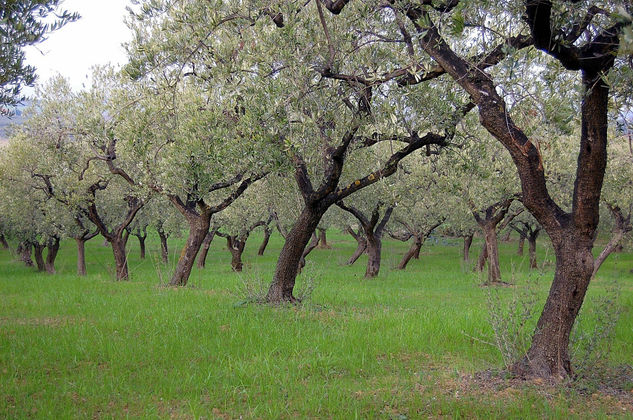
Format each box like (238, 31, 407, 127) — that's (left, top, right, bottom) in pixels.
(111, 238, 129, 281)
(44, 237, 60, 274)
(266, 206, 324, 303)
(17, 241, 34, 267)
(170, 213, 211, 286)
(33, 242, 46, 272)
(513, 235, 594, 378)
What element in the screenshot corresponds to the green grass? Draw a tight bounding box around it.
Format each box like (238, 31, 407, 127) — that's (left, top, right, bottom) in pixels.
(1, 232, 632, 418)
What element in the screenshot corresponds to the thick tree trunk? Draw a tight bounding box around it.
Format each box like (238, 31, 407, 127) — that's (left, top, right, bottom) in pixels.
(76, 238, 87, 276)
(483, 226, 502, 284)
(0, 234, 8, 249)
(197, 229, 216, 268)
(365, 234, 383, 277)
(111, 238, 129, 281)
(463, 234, 473, 262)
(266, 206, 323, 303)
(17, 242, 34, 267)
(398, 235, 422, 270)
(316, 228, 331, 249)
(513, 236, 594, 378)
(517, 235, 525, 256)
(44, 237, 60, 274)
(158, 230, 169, 264)
(33, 242, 46, 272)
(257, 227, 272, 256)
(170, 216, 210, 286)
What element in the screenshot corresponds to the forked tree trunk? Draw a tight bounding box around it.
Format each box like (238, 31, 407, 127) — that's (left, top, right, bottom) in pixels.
(111, 238, 129, 281)
(517, 235, 525, 255)
(398, 235, 422, 270)
(463, 234, 473, 262)
(257, 227, 272, 256)
(170, 215, 210, 286)
(33, 242, 46, 272)
(266, 206, 324, 303)
(17, 241, 34, 267)
(158, 230, 169, 264)
(44, 237, 60, 274)
(197, 229, 216, 268)
(76, 238, 88, 276)
(513, 236, 594, 378)
(316, 228, 331, 249)
(0, 234, 8, 249)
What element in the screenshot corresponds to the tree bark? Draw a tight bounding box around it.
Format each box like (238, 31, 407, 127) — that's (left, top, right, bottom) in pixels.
(33, 242, 46, 272)
(111, 238, 129, 281)
(170, 214, 211, 286)
(158, 229, 169, 264)
(513, 235, 594, 378)
(76, 238, 87, 276)
(316, 228, 332, 249)
(267, 206, 324, 303)
(463, 234, 473, 262)
(258, 227, 272, 256)
(398, 235, 422, 270)
(44, 237, 60, 274)
(197, 228, 216, 268)
(17, 241, 33, 267)
(365, 233, 383, 277)
(483, 226, 502, 284)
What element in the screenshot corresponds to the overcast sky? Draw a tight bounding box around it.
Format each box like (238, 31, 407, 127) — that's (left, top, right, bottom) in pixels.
(24, 0, 132, 92)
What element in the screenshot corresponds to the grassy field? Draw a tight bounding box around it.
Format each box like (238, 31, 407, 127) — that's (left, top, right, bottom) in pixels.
(1, 231, 632, 419)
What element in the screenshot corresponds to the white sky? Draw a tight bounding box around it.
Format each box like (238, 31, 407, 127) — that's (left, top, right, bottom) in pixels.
(24, 0, 132, 92)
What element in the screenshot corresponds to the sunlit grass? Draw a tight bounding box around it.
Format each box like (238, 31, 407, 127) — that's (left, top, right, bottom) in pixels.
(1, 231, 631, 418)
